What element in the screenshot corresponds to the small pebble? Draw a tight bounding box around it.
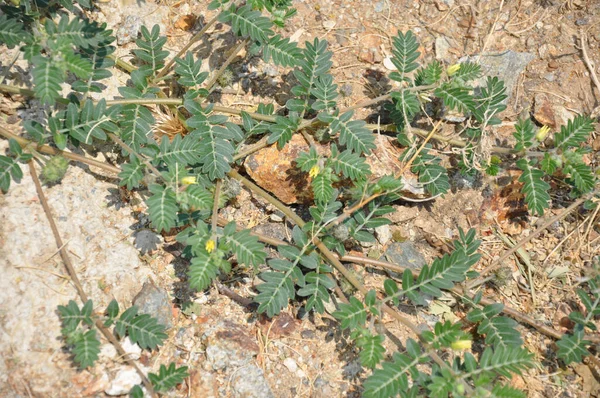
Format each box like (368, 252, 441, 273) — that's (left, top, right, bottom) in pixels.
(283, 357, 298, 373)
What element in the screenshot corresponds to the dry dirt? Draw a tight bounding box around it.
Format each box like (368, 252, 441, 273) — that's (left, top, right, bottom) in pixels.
(1, 0, 600, 397)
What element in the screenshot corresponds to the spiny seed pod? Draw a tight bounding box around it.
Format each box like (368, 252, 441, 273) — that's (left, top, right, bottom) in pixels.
(313, 127, 331, 143)
(331, 224, 350, 241)
(222, 177, 241, 199)
(41, 156, 69, 184)
(492, 267, 512, 287)
(217, 69, 234, 88)
(339, 268, 364, 296)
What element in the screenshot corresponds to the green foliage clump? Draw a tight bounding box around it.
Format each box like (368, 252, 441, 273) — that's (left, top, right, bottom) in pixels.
(1, 1, 598, 396)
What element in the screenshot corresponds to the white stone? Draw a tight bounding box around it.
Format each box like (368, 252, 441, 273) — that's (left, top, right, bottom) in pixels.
(120, 338, 142, 360)
(99, 343, 118, 361)
(375, 225, 392, 245)
(105, 366, 142, 396)
(283, 357, 298, 373)
(383, 56, 396, 71)
(322, 20, 336, 30)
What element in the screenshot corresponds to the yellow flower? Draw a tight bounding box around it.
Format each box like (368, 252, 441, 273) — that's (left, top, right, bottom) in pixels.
(451, 339, 472, 351)
(205, 239, 216, 253)
(535, 125, 551, 142)
(181, 176, 197, 185)
(309, 165, 320, 178)
(447, 64, 461, 76)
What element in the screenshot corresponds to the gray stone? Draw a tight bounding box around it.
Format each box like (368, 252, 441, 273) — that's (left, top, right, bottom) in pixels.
(231, 365, 274, 398)
(375, 224, 392, 245)
(335, 30, 349, 47)
(105, 366, 142, 396)
(384, 241, 427, 270)
(283, 357, 298, 373)
(461, 51, 534, 105)
(252, 223, 287, 242)
(116, 15, 142, 45)
(374, 1, 385, 12)
(435, 36, 452, 60)
(203, 320, 259, 371)
(132, 281, 173, 329)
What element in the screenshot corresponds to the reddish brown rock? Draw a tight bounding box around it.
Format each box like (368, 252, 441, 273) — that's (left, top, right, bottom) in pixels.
(358, 33, 382, 64)
(244, 134, 315, 204)
(533, 94, 557, 128)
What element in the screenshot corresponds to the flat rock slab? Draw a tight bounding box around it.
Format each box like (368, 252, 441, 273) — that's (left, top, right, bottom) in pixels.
(0, 158, 151, 395)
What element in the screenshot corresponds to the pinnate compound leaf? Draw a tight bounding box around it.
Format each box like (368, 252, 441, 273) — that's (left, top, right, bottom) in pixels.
(154, 134, 203, 167)
(473, 76, 507, 125)
(564, 162, 595, 193)
(333, 296, 368, 330)
(115, 306, 167, 350)
(414, 60, 443, 85)
(58, 299, 94, 333)
(389, 30, 420, 82)
(386, 229, 480, 305)
(312, 172, 334, 204)
(63, 99, 119, 144)
(554, 115, 594, 149)
(517, 158, 550, 216)
(267, 113, 300, 148)
(363, 352, 422, 398)
(174, 52, 209, 87)
(0, 155, 22, 193)
(468, 304, 523, 348)
(262, 34, 302, 67)
(513, 118, 535, 151)
(149, 363, 189, 392)
(330, 111, 376, 155)
(255, 256, 303, 318)
(227, 228, 267, 267)
(434, 83, 475, 113)
(119, 157, 145, 190)
(72, 329, 101, 369)
(329, 147, 371, 181)
(219, 4, 273, 44)
(540, 153, 558, 175)
(0, 14, 28, 48)
(296, 262, 334, 314)
(31, 56, 64, 106)
(557, 329, 590, 364)
(287, 38, 333, 114)
(355, 332, 385, 369)
(411, 151, 450, 196)
(188, 250, 219, 291)
(133, 25, 169, 73)
(452, 61, 482, 82)
(146, 184, 178, 232)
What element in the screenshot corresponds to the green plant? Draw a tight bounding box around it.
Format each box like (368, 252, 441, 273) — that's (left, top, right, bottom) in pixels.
(1, 0, 599, 396)
(58, 299, 188, 393)
(556, 266, 600, 365)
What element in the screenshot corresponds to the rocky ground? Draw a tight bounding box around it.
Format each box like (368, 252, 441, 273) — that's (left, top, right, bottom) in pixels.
(1, 0, 600, 397)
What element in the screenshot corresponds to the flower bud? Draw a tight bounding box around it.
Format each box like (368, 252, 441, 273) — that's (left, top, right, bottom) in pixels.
(451, 339, 472, 350)
(181, 176, 197, 185)
(535, 125, 551, 142)
(447, 64, 461, 76)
